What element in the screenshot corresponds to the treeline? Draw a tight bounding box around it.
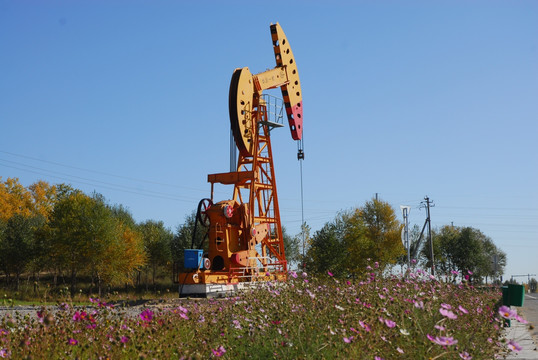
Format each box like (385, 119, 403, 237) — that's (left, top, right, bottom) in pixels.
(0, 178, 197, 295)
(303, 197, 506, 283)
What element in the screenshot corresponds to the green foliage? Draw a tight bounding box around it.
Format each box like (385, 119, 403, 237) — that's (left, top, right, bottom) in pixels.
(305, 197, 405, 277)
(0, 214, 45, 288)
(424, 225, 506, 282)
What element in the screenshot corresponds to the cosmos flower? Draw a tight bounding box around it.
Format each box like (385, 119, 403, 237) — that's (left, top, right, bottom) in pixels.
(384, 319, 396, 328)
(498, 306, 516, 319)
(212, 345, 226, 357)
(139, 309, 154, 322)
(68, 338, 78, 346)
(427, 334, 458, 346)
(459, 351, 472, 359)
(440, 308, 458, 319)
(507, 340, 522, 352)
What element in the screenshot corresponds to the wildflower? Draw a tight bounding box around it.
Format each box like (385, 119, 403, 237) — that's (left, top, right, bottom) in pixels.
(0, 348, 10, 358)
(68, 338, 78, 346)
(400, 328, 410, 336)
(374, 262, 379, 269)
(120, 336, 129, 344)
(507, 340, 522, 352)
(414, 300, 424, 309)
(179, 312, 189, 320)
(343, 336, 353, 343)
(232, 320, 242, 329)
(0, 329, 8, 336)
(359, 320, 371, 332)
(72, 311, 87, 322)
(328, 271, 334, 277)
(375, 357, 384, 360)
(498, 305, 516, 319)
(441, 303, 452, 310)
(458, 305, 468, 314)
(335, 305, 344, 311)
(434, 324, 445, 331)
(440, 308, 458, 319)
(289, 271, 298, 278)
(515, 314, 528, 324)
(427, 334, 458, 346)
(459, 351, 472, 359)
(139, 309, 153, 322)
(384, 319, 396, 328)
(212, 345, 226, 357)
(451, 270, 459, 275)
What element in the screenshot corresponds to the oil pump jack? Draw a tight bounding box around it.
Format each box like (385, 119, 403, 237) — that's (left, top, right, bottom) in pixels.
(176, 23, 303, 296)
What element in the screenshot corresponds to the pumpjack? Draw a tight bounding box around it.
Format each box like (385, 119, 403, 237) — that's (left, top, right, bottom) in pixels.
(177, 23, 303, 297)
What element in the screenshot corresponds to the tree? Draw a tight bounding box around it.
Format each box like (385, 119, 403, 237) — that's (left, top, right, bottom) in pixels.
(0, 214, 45, 290)
(139, 220, 173, 289)
(282, 226, 301, 268)
(304, 213, 348, 277)
(427, 225, 506, 283)
(0, 177, 33, 221)
(344, 198, 404, 276)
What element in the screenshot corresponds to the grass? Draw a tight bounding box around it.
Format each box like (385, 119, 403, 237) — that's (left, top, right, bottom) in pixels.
(0, 267, 523, 359)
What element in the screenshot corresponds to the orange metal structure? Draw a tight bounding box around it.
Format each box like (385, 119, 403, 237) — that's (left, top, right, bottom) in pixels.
(177, 23, 303, 296)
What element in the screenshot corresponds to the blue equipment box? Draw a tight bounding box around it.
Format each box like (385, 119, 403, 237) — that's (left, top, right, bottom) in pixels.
(184, 249, 203, 269)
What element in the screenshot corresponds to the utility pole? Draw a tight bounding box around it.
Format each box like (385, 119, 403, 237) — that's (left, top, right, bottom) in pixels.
(400, 206, 411, 267)
(420, 196, 435, 276)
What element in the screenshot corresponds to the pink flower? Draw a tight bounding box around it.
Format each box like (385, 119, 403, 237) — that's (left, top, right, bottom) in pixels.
(459, 351, 472, 359)
(139, 309, 153, 322)
(384, 319, 396, 328)
(414, 301, 424, 309)
(0, 329, 8, 336)
(358, 320, 371, 332)
(328, 271, 334, 277)
(434, 324, 445, 331)
(498, 305, 516, 319)
(0, 348, 11, 358)
(458, 305, 468, 314)
(68, 338, 78, 346)
(441, 303, 452, 310)
(515, 314, 528, 324)
(343, 336, 353, 343)
(507, 340, 522, 352)
(440, 308, 458, 319)
(428, 334, 458, 346)
(375, 357, 384, 360)
(120, 336, 129, 343)
(212, 345, 226, 357)
(289, 271, 298, 278)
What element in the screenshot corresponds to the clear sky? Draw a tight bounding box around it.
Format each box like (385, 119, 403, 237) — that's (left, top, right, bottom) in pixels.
(1, 0, 537, 280)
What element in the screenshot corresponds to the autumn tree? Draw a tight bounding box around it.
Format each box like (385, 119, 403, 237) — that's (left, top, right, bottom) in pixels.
(305, 198, 404, 278)
(344, 198, 405, 276)
(0, 177, 33, 221)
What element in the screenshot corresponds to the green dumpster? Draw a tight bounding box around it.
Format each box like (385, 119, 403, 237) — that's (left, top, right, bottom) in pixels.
(501, 284, 525, 307)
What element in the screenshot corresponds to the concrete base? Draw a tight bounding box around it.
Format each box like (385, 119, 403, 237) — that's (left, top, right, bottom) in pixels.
(179, 282, 258, 298)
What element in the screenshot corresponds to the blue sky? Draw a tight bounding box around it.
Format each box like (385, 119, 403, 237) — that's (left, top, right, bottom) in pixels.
(1, 1, 537, 280)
